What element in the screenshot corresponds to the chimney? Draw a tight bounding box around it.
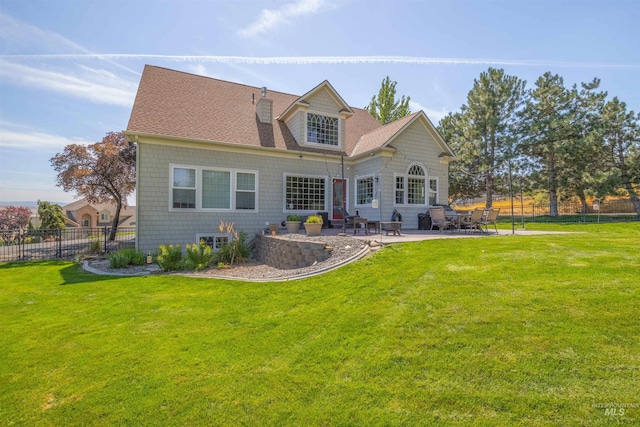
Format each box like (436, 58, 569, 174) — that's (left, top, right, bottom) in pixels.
(256, 87, 272, 124)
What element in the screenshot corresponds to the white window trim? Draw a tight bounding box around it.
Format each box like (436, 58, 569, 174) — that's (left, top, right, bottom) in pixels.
(169, 164, 259, 212)
(354, 174, 376, 207)
(283, 173, 328, 214)
(303, 110, 342, 150)
(393, 163, 429, 207)
(196, 233, 232, 251)
(393, 173, 406, 207)
(428, 177, 439, 206)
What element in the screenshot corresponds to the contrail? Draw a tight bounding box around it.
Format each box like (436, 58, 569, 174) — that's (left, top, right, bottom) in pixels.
(2, 54, 639, 69)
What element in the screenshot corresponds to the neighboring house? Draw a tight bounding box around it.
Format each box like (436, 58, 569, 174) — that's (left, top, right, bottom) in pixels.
(63, 199, 136, 229)
(125, 65, 455, 253)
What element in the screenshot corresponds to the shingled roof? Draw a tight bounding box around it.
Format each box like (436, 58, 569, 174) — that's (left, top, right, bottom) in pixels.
(126, 65, 449, 158)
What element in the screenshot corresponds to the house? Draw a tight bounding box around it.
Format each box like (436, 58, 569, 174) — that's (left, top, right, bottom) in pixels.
(125, 65, 455, 253)
(63, 199, 136, 229)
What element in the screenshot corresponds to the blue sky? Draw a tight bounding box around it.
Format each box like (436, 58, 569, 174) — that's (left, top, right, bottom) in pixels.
(1, 0, 639, 205)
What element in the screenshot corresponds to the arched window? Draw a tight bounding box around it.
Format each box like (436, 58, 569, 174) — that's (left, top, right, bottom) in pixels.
(407, 164, 426, 205)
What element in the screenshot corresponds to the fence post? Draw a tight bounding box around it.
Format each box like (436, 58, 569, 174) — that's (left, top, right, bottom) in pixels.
(104, 227, 108, 253)
(57, 228, 62, 258)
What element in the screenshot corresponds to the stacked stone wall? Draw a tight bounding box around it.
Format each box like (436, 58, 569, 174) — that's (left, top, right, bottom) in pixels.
(254, 235, 332, 269)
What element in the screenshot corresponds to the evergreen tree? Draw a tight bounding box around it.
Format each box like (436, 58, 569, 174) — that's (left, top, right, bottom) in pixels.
(600, 98, 640, 215)
(556, 79, 608, 212)
(519, 73, 576, 216)
(365, 76, 411, 125)
(37, 201, 66, 230)
(438, 68, 526, 205)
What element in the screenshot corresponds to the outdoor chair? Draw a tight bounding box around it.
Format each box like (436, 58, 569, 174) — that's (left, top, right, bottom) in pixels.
(482, 208, 500, 233)
(334, 207, 358, 230)
(468, 208, 486, 233)
(429, 206, 452, 233)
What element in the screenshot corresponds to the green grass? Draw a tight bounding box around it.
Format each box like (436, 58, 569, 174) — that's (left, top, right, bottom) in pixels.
(2, 223, 639, 425)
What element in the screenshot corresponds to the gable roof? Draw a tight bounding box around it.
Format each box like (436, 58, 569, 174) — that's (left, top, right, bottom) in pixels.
(126, 65, 452, 159)
(351, 111, 456, 159)
(277, 80, 354, 122)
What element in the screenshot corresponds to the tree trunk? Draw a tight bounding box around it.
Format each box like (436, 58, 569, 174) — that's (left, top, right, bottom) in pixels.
(547, 148, 558, 216)
(109, 199, 122, 241)
(577, 190, 587, 214)
(485, 174, 493, 208)
(620, 169, 640, 216)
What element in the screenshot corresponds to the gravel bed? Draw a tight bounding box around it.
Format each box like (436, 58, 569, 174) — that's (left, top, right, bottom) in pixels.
(87, 234, 371, 281)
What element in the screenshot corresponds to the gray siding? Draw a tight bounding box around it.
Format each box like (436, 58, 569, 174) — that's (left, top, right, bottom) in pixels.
(137, 141, 344, 253)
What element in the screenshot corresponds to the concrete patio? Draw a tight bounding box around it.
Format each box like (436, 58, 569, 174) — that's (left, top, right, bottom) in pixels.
(287, 226, 568, 244)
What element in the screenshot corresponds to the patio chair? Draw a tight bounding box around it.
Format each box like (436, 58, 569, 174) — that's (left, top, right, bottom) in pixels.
(467, 208, 485, 233)
(482, 208, 500, 233)
(429, 206, 452, 233)
(334, 207, 358, 231)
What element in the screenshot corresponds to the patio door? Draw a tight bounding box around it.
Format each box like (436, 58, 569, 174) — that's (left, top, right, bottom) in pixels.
(332, 178, 347, 221)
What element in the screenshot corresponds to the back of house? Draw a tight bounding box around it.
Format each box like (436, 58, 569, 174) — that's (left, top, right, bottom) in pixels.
(125, 65, 454, 253)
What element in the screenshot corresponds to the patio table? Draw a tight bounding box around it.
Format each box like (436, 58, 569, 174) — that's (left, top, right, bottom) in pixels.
(446, 213, 472, 232)
(353, 217, 369, 235)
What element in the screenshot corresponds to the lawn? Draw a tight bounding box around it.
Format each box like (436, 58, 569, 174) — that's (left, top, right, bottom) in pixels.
(1, 223, 639, 425)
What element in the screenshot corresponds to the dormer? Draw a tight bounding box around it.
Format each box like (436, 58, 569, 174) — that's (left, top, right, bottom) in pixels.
(277, 80, 354, 151)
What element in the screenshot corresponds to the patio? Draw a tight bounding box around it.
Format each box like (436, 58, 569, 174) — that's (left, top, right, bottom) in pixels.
(279, 225, 564, 244)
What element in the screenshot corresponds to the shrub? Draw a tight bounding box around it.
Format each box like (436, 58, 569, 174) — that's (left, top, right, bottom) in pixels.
(89, 239, 102, 254)
(185, 240, 214, 271)
(107, 247, 145, 268)
(214, 222, 251, 267)
(305, 214, 323, 224)
(156, 244, 184, 272)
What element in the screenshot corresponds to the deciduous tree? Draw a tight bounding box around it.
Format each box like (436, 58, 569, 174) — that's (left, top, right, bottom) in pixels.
(0, 206, 32, 230)
(365, 76, 411, 125)
(51, 131, 136, 240)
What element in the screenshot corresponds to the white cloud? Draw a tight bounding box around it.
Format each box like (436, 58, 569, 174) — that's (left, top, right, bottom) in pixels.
(0, 126, 92, 151)
(409, 101, 449, 124)
(238, 0, 327, 38)
(0, 60, 137, 107)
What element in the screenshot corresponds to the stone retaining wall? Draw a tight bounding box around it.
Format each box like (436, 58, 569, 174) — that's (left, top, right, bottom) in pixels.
(254, 235, 332, 270)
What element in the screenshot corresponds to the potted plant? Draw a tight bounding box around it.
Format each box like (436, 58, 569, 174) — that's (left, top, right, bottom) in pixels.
(304, 214, 323, 236)
(285, 214, 301, 233)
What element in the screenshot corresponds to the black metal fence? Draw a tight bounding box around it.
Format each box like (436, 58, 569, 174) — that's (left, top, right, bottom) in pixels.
(528, 199, 639, 223)
(0, 227, 136, 262)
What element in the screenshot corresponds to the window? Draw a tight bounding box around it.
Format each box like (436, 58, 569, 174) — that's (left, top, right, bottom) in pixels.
(170, 165, 257, 211)
(81, 219, 89, 227)
(307, 113, 339, 146)
(428, 178, 438, 205)
(100, 213, 109, 221)
(236, 172, 256, 210)
(394, 164, 428, 206)
(202, 170, 230, 209)
(285, 175, 326, 211)
(196, 233, 231, 251)
(395, 176, 405, 204)
(356, 176, 374, 205)
(172, 167, 196, 209)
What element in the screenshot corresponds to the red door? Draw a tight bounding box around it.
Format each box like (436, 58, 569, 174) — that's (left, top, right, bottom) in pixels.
(332, 179, 347, 220)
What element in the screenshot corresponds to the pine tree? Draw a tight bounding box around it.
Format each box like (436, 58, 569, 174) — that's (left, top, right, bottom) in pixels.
(438, 68, 526, 205)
